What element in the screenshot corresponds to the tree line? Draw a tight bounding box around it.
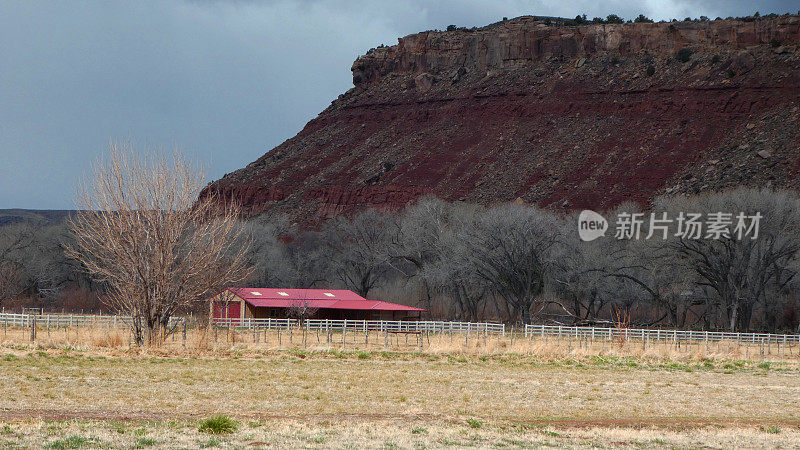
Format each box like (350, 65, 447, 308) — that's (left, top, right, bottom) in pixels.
(3, 186, 800, 333)
(244, 189, 800, 333)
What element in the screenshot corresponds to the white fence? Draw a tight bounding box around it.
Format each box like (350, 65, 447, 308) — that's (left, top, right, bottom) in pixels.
(0, 313, 506, 335)
(0, 312, 132, 327)
(213, 317, 295, 329)
(5, 312, 798, 344)
(524, 324, 800, 345)
(0, 312, 185, 328)
(213, 318, 506, 335)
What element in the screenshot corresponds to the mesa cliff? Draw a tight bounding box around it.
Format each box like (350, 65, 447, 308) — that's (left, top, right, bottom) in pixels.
(205, 15, 800, 221)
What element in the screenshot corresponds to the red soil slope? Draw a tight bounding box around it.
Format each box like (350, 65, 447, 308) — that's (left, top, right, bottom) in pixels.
(205, 15, 800, 221)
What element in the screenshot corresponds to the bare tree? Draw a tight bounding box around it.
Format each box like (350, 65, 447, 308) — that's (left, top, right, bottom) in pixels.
(461, 204, 562, 324)
(0, 262, 21, 305)
(399, 197, 488, 319)
(245, 216, 330, 289)
(322, 209, 399, 298)
(655, 188, 800, 331)
(0, 223, 35, 305)
(0, 223, 73, 307)
(550, 224, 626, 325)
(66, 144, 253, 346)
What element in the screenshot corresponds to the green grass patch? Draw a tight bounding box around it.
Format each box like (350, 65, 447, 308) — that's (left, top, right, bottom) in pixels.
(47, 435, 97, 449)
(198, 415, 237, 435)
(199, 437, 223, 448)
(466, 418, 483, 429)
(134, 437, 157, 448)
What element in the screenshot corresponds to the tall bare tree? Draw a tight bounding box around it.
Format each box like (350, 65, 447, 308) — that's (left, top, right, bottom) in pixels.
(0, 223, 71, 306)
(0, 223, 34, 304)
(461, 204, 562, 324)
(322, 209, 399, 298)
(400, 198, 490, 320)
(66, 144, 253, 345)
(655, 188, 800, 331)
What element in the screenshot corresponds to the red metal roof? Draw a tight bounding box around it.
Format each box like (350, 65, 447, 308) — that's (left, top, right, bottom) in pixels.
(226, 288, 425, 312)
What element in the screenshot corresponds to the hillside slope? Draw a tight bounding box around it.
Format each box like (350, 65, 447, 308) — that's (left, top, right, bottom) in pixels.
(206, 15, 800, 221)
(0, 209, 73, 227)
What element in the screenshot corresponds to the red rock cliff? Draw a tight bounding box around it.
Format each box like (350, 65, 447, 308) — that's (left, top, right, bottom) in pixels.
(206, 15, 800, 221)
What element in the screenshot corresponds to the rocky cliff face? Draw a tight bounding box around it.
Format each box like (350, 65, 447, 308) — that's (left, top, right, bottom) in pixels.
(206, 15, 800, 221)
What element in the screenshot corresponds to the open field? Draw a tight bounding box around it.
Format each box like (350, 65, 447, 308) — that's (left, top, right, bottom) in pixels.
(0, 330, 799, 448)
(2, 417, 800, 449)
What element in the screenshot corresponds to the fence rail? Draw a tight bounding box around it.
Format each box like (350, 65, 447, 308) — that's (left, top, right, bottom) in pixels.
(524, 324, 800, 345)
(0, 312, 132, 327)
(0, 313, 186, 328)
(213, 317, 296, 330)
(0, 313, 506, 335)
(3, 312, 798, 345)
(213, 318, 506, 335)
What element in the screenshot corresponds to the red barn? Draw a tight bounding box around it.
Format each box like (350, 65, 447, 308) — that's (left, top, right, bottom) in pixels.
(210, 288, 424, 321)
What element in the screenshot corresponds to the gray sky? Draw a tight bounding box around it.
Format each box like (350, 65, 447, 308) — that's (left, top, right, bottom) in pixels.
(2, 0, 797, 209)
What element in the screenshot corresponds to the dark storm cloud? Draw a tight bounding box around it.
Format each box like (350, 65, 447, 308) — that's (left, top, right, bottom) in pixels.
(1, 0, 797, 208)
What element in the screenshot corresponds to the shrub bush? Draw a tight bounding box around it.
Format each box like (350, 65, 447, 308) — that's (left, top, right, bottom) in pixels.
(675, 48, 693, 63)
(198, 415, 238, 435)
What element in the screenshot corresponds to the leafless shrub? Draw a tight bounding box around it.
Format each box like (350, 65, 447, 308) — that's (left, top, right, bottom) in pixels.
(286, 300, 319, 322)
(611, 306, 631, 348)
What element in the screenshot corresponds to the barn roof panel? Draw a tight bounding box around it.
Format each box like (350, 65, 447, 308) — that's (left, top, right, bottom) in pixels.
(226, 288, 424, 312)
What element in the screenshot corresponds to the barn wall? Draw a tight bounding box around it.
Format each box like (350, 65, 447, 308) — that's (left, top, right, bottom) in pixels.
(208, 292, 245, 320)
(212, 301, 241, 319)
(241, 307, 420, 320)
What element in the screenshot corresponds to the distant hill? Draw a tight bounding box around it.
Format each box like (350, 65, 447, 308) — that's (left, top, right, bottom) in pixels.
(205, 14, 800, 222)
(0, 209, 74, 227)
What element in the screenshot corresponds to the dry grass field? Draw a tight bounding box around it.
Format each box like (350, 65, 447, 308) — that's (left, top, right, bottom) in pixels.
(0, 326, 799, 448)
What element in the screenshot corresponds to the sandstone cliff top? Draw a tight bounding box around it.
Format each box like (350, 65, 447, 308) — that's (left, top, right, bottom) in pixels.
(352, 14, 800, 86)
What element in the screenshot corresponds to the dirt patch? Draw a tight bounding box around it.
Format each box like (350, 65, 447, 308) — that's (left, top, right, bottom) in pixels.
(2, 407, 797, 433)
